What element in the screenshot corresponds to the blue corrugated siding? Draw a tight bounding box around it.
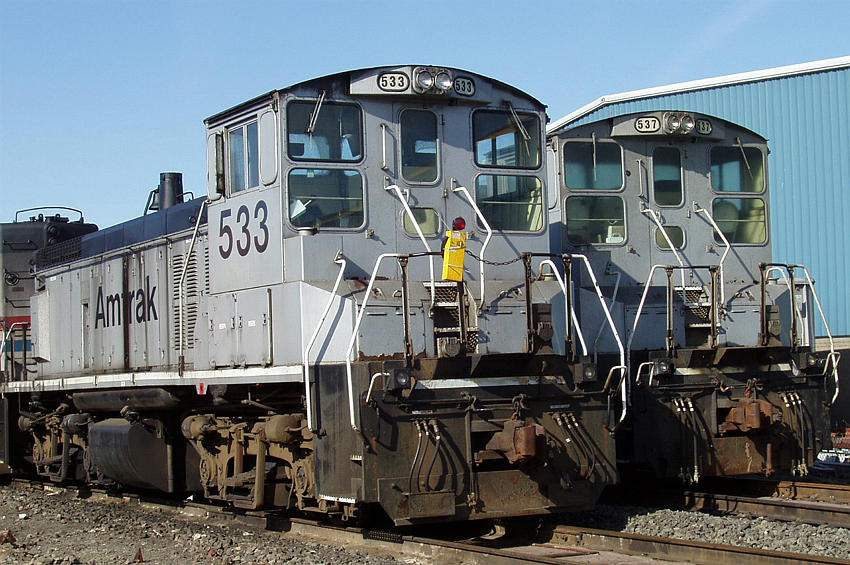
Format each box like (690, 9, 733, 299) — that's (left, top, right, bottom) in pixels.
(569, 68, 850, 336)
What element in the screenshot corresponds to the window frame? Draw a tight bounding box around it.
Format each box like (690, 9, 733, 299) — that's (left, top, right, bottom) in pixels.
(284, 98, 366, 165)
(708, 144, 767, 195)
(472, 173, 546, 234)
(561, 138, 626, 193)
(710, 196, 769, 247)
(285, 167, 367, 232)
(654, 225, 686, 251)
(398, 107, 441, 186)
(471, 108, 543, 171)
(651, 145, 685, 208)
(401, 207, 442, 238)
(563, 194, 628, 247)
(226, 118, 261, 196)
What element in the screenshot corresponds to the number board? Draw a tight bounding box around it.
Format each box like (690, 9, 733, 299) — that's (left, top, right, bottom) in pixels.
(377, 72, 410, 92)
(696, 119, 713, 135)
(453, 76, 475, 97)
(634, 116, 660, 133)
(208, 193, 282, 294)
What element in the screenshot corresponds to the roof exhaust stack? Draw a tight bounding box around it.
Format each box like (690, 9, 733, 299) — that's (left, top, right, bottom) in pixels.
(158, 172, 184, 210)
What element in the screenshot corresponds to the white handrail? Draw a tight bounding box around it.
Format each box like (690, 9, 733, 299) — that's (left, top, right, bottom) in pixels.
(642, 205, 686, 291)
(593, 272, 621, 363)
(693, 202, 730, 308)
(540, 259, 587, 356)
(452, 185, 492, 307)
(302, 255, 346, 431)
(346, 253, 401, 431)
(764, 266, 805, 342)
(178, 199, 208, 374)
(800, 266, 841, 404)
(570, 254, 627, 426)
(385, 184, 435, 305)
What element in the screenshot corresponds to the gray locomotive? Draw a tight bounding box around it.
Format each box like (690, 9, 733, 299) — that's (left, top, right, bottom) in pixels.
(0, 66, 618, 525)
(548, 111, 841, 482)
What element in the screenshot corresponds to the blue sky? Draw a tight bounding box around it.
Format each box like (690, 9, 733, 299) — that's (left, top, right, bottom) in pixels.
(2, 0, 849, 226)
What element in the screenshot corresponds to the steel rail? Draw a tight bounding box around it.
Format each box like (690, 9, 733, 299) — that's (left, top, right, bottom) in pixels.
(550, 524, 850, 565)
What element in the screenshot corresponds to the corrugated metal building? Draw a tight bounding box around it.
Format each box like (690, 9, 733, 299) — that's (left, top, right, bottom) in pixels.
(550, 56, 850, 337)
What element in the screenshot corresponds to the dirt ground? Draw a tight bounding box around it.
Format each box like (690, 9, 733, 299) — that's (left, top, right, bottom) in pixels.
(0, 482, 408, 565)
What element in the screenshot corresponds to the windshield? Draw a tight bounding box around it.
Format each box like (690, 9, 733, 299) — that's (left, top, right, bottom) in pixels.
(287, 101, 363, 163)
(473, 110, 540, 169)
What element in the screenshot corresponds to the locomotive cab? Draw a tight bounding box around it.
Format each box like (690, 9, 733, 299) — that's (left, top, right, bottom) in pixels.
(549, 111, 839, 482)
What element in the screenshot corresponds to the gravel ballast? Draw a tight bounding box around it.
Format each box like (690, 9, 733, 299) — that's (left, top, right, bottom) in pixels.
(0, 483, 407, 565)
(565, 503, 850, 559)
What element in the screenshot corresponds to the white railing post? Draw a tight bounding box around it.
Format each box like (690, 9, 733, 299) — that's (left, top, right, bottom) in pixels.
(452, 185, 492, 307)
(302, 255, 346, 431)
(178, 199, 208, 375)
(693, 202, 731, 308)
(345, 253, 400, 431)
(540, 259, 588, 356)
(385, 184, 435, 305)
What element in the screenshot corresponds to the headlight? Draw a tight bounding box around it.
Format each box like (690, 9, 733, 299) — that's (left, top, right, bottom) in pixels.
(415, 69, 434, 91)
(435, 71, 453, 91)
(680, 114, 695, 134)
(664, 113, 681, 133)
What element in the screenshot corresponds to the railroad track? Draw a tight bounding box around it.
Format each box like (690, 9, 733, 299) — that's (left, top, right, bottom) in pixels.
(4, 478, 849, 564)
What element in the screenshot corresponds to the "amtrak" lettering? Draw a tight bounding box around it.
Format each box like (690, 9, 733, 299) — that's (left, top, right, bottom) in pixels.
(94, 276, 158, 328)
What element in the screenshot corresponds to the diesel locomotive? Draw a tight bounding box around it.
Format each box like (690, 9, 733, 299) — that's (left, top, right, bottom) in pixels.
(0, 66, 619, 525)
(548, 111, 841, 482)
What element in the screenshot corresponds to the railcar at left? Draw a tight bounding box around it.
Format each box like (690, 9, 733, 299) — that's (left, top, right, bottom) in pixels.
(0, 65, 619, 525)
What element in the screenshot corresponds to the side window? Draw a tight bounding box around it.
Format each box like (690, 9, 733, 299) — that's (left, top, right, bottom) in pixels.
(653, 146, 683, 206)
(712, 197, 766, 244)
(710, 146, 765, 193)
(401, 110, 439, 183)
(564, 141, 623, 190)
(655, 225, 685, 250)
(475, 175, 543, 232)
(473, 110, 541, 169)
(565, 196, 625, 245)
(288, 168, 364, 229)
(287, 101, 363, 163)
(403, 208, 440, 237)
(228, 121, 259, 193)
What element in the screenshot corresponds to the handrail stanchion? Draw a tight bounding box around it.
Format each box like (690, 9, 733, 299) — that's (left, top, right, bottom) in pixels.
(452, 185, 492, 308)
(593, 272, 621, 363)
(385, 184, 434, 306)
(1, 321, 28, 381)
(346, 253, 401, 431)
(643, 205, 687, 290)
(178, 199, 208, 376)
(540, 259, 587, 356)
(800, 267, 842, 404)
(694, 202, 731, 308)
(302, 255, 346, 432)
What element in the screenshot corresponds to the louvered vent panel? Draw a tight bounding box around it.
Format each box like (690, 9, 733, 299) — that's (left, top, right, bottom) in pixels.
(171, 250, 199, 350)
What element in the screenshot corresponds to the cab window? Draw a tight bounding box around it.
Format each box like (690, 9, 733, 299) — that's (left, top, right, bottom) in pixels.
(228, 122, 259, 193)
(564, 141, 623, 190)
(565, 196, 625, 245)
(401, 110, 439, 183)
(287, 101, 362, 163)
(710, 146, 765, 193)
(475, 175, 543, 232)
(288, 168, 364, 229)
(473, 110, 540, 169)
(653, 146, 683, 206)
(403, 207, 440, 237)
(712, 198, 766, 244)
